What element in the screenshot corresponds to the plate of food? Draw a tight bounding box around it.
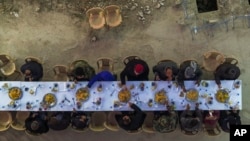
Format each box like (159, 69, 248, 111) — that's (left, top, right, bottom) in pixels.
(43, 93, 57, 107)
(185, 89, 199, 102)
(8, 87, 22, 100)
(76, 88, 89, 102)
(154, 89, 167, 104)
(118, 89, 131, 103)
(215, 89, 230, 103)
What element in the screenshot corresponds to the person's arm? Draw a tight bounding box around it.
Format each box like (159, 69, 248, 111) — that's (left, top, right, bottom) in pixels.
(214, 70, 221, 87)
(177, 72, 185, 90)
(130, 103, 142, 113)
(120, 69, 127, 85)
(87, 73, 101, 88)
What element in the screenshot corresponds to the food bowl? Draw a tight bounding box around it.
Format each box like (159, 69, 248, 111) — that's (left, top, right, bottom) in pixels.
(215, 89, 229, 103)
(43, 93, 57, 107)
(185, 89, 199, 102)
(118, 89, 131, 103)
(8, 87, 22, 100)
(154, 89, 168, 104)
(76, 88, 89, 102)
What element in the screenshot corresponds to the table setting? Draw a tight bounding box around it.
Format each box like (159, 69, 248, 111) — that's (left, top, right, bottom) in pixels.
(0, 80, 242, 111)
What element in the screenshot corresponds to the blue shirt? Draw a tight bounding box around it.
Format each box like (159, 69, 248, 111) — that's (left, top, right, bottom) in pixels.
(87, 71, 115, 88)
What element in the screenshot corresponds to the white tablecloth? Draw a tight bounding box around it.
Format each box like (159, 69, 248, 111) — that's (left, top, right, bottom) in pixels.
(0, 80, 242, 111)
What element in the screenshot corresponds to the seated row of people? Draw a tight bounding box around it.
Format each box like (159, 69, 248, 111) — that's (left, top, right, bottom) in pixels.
(25, 101, 241, 135)
(25, 110, 90, 135)
(20, 58, 240, 91)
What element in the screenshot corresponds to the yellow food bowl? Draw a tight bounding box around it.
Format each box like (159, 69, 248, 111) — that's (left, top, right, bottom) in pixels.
(76, 88, 89, 102)
(215, 89, 229, 103)
(186, 89, 199, 102)
(8, 87, 22, 100)
(43, 93, 57, 107)
(155, 89, 167, 104)
(118, 89, 131, 103)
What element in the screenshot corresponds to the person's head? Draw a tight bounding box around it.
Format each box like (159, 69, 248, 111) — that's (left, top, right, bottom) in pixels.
(31, 121, 39, 131)
(79, 115, 87, 122)
(134, 64, 144, 75)
(184, 61, 197, 79)
(24, 69, 32, 76)
(122, 115, 131, 125)
(225, 66, 240, 79)
(75, 67, 85, 79)
(165, 67, 173, 79)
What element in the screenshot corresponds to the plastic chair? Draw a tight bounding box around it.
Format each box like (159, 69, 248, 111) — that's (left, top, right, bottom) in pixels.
(24, 56, 43, 64)
(86, 7, 105, 29)
(202, 51, 225, 71)
(126, 128, 143, 134)
(104, 112, 120, 131)
(11, 111, 30, 131)
(142, 112, 155, 133)
(123, 55, 141, 65)
(0, 111, 12, 131)
(96, 57, 114, 73)
(69, 59, 95, 80)
(224, 57, 238, 65)
(89, 112, 106, 132)
(25, 129, 41, 136)
(157, 59, 177, 65)
(0, 54, 16, 76)
(52, 65, 69, 81)
(104, 5, 122, 27)
(204, 123, 221, 136)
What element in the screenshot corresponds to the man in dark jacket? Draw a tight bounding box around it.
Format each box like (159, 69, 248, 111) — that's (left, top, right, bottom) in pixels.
(177, 60, 202, 91)
(25, 112, 49, 135)
(21, 61, 43, 81)
(120, 59, 149, 88)
(214, 63, 240, 88)
(48, 112, 71, 131)
(115, 102, 146, 132)
(71, 111, 90, 130)
(180, 104, 202, 133)
(152, 60, 179, 81)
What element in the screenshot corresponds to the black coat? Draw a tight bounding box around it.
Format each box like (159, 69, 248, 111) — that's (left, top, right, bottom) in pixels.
(21, 61, 43, 81)
(214, 63, 240, 85)
(120, 59, 149, 85)
(25, 113, 49, 134)
(115, 104, 146, 131)
(177, 61, 202, 87)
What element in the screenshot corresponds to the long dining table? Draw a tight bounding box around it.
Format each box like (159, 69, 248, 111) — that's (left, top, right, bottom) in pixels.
(0, 80, 242, 111)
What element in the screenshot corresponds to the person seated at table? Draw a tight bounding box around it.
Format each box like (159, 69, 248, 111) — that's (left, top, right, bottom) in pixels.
(71, 111, 90, 130)
(86, 70, 116, 88)
(153, 102, 178, 133)
(203, 110, 220, 131)
(179, 104, 203, 134)
(48, 112, 71, 131)
(177, 60, 202, 92)
(115, 102, 146, 132)
(120, 59, 149, 89)
(25, 112, 49, 135)
(21, 61, 43, 81)
(152, 61, 179, 81)
(70, 67, 90, 83)
(214, 63, 240, 88)
(218, 109, 241, 133)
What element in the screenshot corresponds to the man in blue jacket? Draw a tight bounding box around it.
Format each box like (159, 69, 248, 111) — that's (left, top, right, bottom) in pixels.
(87, 70, 115, 88)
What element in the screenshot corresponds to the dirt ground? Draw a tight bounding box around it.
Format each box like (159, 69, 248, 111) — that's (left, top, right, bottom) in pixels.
(1, 0, 250, 126)
(0, 0, 185, 79)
